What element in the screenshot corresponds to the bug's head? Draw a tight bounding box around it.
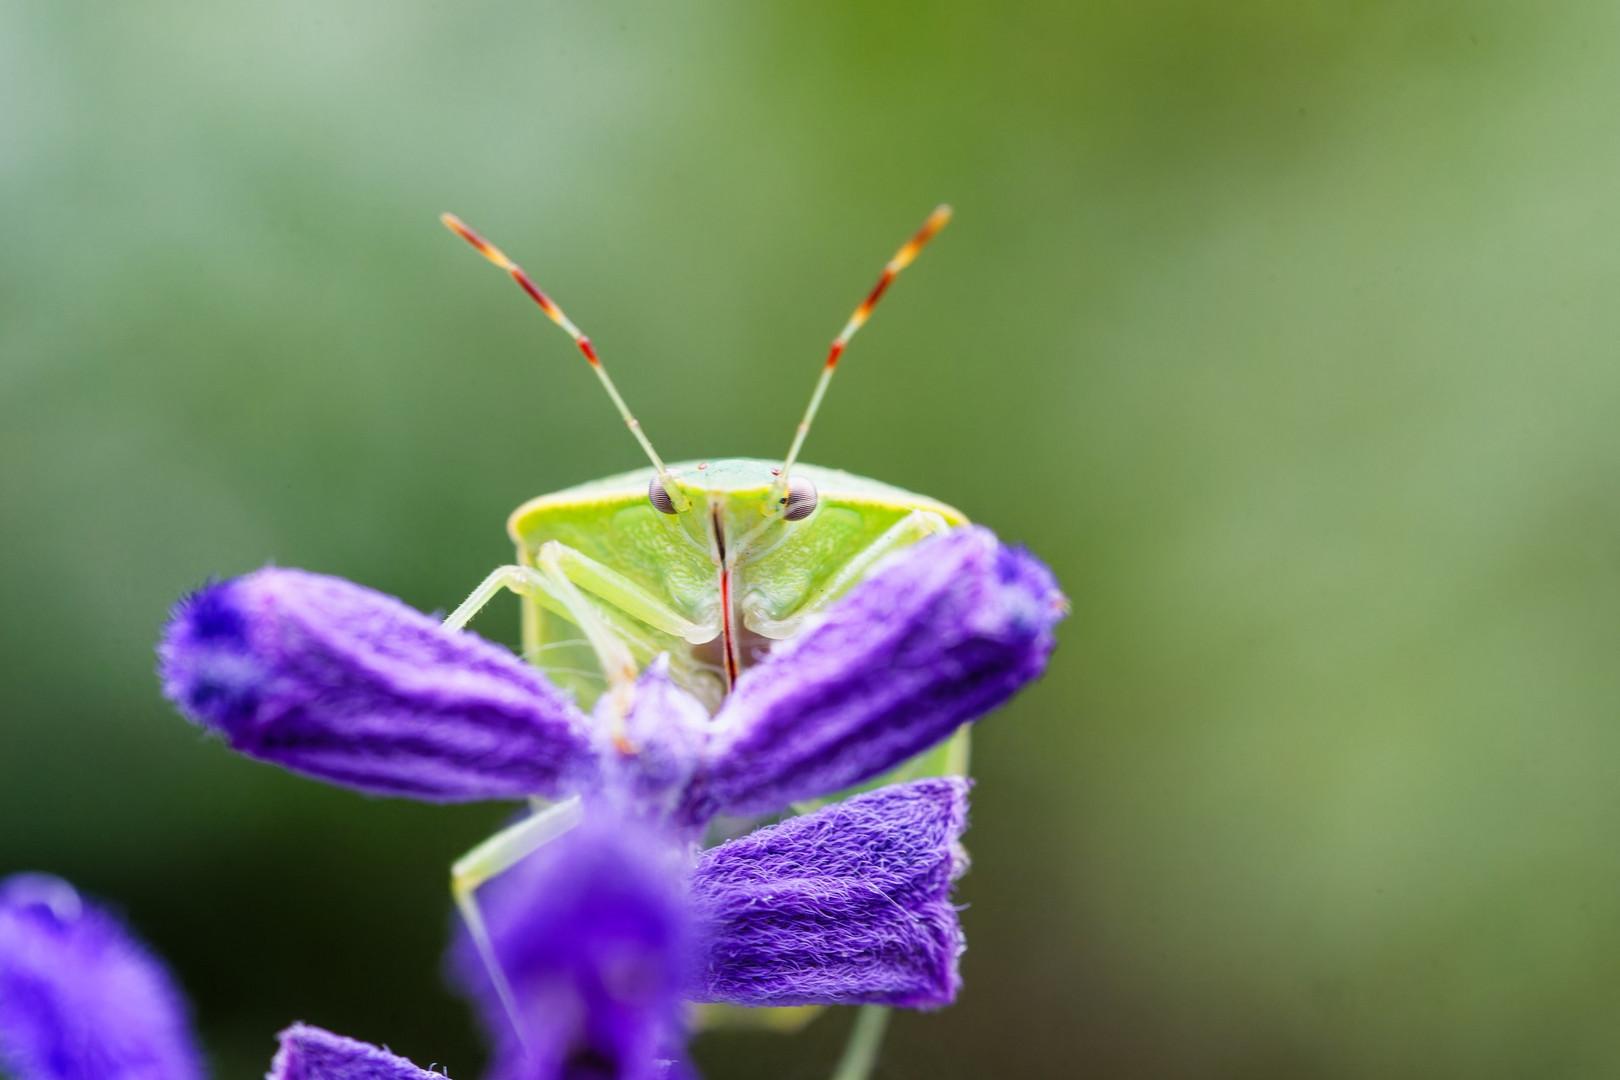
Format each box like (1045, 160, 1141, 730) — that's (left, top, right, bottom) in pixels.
(643, 460, 821, 560)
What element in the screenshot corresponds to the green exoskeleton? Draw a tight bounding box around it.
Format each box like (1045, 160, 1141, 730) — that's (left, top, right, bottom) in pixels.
(436, 208, 965, 1056)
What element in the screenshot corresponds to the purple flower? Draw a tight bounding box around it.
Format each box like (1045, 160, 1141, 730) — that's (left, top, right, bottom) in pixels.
(590, 656, 711, 827)
(689, 777, 971, 1009)
(0, 875, 423, 1080)
(267, 1024, 444, 1080)
(159, 569, 596, 802)
(447, 814, 692, 1080)
(159, 527, 1064, 825)
(0, 874, 204, 1080)
(677, 528, 1063, 822)
(0, 876, 477, 1080)
(154, 523, 1064, 1072)
(448, 778, 971, 1076)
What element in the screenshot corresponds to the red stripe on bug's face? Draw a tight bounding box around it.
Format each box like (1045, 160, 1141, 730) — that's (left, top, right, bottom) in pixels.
(711, 503, 740, 691)
(721, 567, 739, 689)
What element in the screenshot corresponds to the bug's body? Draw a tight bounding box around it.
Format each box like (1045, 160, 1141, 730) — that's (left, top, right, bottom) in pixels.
(508, 458, 967, 712)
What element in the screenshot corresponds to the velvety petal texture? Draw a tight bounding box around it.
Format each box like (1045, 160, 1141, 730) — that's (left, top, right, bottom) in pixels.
(592, 658, 711, 828)
(267, 1024, 444, 1080)
(159, 568, 596, 802)
(448, 815, 691, 1080)
(688, 777, 971, 1009)
(0, 875, 204, 1080)
(684, 527, 1064, 820)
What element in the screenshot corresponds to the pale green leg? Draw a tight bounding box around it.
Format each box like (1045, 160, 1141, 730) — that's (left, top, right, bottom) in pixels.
(445, 552, 708, 696)
(830, 1006, 891, 1080)
(538, 542, 712, 644)
(447, 546, 717, 689)
(450, 797, 585, 1053)
(746, 509, 950, 639)
(442, 561, 635, 989)
(444, 564, 547, 631)
(444, 561, 633, 694)
(441, 563, 649, 1043)
(534, 543, 640, 697)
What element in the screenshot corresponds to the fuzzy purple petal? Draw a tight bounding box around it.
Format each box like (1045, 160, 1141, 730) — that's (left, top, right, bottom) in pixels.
(0, 875, 204, 1080)
(686, 527, 1064, 820)
(688, 777, 971, 1009)
(158, 568, 596, 802)
(447, 814, 691, 1080)
(592, 658, 712, 828)
(267, 1024, 443, 1080)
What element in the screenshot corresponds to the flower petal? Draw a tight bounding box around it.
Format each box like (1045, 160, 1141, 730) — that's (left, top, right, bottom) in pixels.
(0, 874, 205, 1080)
(686, 527, 1064, 819)
(447, 813, 691, 1080)
(268, 1024, 443, 1080)
(592, 657, 712, 827)
(689, 777, 971, 1009)
(158, 568, 596, 802)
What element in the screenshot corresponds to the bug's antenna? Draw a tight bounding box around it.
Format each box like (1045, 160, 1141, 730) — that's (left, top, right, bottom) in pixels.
(773, 204, 953, 506)
(441, 213, 678, 490)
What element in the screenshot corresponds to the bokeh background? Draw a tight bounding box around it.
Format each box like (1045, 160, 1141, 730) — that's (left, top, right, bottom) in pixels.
(4, 1, 1619, 1076)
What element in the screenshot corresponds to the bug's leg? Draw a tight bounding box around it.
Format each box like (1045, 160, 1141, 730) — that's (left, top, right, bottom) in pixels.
(450, 797, 586, 1050)
(535, 542, 711, 644)
(532, 544, 642, 696)
(444, 561, 663, 695)
(446, 563, 631, 684)
(532, 540, 726, 710)
(444, 566, 643, 1028)
(444, 565, 547, 632)
(745, 509, 951, 640)
(442, 555, 712, 1033)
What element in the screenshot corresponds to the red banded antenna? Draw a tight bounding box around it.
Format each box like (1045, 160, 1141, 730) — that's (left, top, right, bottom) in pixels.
(774, 204, 953, 499)
(441, 213, 675, 486)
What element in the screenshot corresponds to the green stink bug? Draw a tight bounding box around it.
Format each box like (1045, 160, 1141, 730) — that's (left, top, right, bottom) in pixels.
(434, 207, 966, 1038)
(437, 206, 961, 718)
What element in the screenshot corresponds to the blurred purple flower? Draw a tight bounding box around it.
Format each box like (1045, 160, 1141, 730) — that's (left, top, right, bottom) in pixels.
(0, 875, 480, 1080)
(266, 1024, 444, 1080)
(0, 874, 205, 1080)
(447, 814, 692, 1080)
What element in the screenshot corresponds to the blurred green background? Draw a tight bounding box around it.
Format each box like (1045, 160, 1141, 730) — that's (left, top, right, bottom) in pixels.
(4, 0, 1619, 1076)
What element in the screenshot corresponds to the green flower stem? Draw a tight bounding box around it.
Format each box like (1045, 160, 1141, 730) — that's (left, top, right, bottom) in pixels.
(829, 1005, 891, 1080)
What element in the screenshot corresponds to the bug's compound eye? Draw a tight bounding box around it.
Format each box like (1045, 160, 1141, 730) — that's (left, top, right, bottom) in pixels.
(782, 476, 819, 521)
(648, 477, 678, 515)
